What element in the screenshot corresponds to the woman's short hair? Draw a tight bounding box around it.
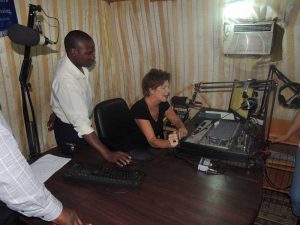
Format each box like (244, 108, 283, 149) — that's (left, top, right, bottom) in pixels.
(142, 68, 170, 96)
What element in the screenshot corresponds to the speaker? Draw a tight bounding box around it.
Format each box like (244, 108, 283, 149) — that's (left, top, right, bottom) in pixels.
(278, 82, 300, 109)
(240, 97, 258, 111)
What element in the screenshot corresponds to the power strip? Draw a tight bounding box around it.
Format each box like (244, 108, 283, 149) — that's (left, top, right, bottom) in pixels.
(197, 157, 212, 172)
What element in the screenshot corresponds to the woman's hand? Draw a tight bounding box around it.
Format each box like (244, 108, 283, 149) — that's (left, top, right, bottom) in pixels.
(177, 127, 188, 139)
(168, 132, 179, 147)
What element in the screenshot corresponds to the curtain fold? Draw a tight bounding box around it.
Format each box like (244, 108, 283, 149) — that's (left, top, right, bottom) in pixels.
(0, 0, 299, 157)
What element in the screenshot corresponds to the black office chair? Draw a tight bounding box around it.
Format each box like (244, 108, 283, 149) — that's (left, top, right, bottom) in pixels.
(94, 98, 136, 151)
(94, 98, 158, 160)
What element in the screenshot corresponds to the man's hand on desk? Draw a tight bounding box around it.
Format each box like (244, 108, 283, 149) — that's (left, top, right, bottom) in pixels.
(84, 132, 131, 167)
(53, 207, 92, 225)
(103, 151, 132, 167)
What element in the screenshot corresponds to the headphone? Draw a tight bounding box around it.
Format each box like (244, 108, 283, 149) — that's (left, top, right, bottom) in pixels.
(241, 97, 258, 111)
(278, 82, 300, 109)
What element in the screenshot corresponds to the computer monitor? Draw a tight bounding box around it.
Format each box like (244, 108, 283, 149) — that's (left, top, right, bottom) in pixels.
(228, 86, 254, 120)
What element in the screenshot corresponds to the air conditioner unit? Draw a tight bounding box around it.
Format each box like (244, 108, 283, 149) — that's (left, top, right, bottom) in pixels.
(223, 22, 275, 55)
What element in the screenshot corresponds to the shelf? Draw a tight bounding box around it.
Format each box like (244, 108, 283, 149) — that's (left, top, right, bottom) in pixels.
(263, 166, 293, 194)
(263, 136, 297, 194)
(263, 180, 290, 194)
(266, 158, 294, 172)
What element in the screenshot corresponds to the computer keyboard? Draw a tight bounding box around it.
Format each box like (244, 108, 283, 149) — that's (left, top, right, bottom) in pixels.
(64, 162, 144, 188)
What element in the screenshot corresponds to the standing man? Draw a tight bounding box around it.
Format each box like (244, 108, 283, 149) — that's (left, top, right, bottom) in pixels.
(50, 30, 131, 167)
(0, 110, 87, 225)
(271, 110, 300, 218)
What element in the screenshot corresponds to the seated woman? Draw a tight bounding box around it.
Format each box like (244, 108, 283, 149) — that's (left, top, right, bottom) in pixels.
(130, 68, 188, 149)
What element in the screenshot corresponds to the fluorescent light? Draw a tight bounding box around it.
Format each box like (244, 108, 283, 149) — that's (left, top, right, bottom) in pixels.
(224, 1, 253, 20)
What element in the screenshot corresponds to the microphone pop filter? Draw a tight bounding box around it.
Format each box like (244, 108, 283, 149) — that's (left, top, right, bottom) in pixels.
(7, 24, 40, 46)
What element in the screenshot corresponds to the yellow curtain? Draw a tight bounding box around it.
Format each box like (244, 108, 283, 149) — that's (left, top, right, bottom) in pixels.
(0, 0, 299, 157)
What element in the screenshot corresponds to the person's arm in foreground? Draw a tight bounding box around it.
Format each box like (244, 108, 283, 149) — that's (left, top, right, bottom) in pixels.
(0, 119, 89, 225)
(271, 110, 300, 143)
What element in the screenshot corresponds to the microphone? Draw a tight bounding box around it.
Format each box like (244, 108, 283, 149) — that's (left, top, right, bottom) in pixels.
(7, 24, 54, 46)
(242, 80, 250, 98)
(242, 79, 256, 98)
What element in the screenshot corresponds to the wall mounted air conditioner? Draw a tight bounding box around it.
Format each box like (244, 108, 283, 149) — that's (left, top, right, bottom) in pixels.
(223, 22, 274, 55)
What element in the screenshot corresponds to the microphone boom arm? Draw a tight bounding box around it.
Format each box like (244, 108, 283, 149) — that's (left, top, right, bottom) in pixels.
(267, 65, 300, 108)
(19, 4, 42, 159)
(191, 79, 277, 144)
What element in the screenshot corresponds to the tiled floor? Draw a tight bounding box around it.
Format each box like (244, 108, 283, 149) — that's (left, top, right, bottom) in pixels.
(254, 189, 298, 225)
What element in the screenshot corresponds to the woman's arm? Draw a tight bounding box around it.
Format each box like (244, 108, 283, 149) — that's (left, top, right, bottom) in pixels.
(272, 110, 300, 143)
(165, 107, 188, 139)
(134, 119, 177, 148)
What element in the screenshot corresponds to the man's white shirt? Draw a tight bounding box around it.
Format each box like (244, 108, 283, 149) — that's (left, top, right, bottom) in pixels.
(0, 111, 62, 221)
(51, 55, 94, 137)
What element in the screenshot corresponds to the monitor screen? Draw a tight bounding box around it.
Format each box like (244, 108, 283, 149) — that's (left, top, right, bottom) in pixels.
(228, 86, 254, 120)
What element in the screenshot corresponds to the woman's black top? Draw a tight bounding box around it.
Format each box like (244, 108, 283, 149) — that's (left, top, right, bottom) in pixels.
(130, 98, 170, 147)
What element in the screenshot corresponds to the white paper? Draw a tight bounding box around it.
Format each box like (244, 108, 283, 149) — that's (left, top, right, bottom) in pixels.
(30, 154, 71, 183)
(205, 110, 235, 120)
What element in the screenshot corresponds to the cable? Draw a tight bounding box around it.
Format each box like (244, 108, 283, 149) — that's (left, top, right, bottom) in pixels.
(263, 146, 297, 191)
(172, 148, 223, 175)
(40, 7, 60, 44)
(172, 148, 198, 166)
(263, 164, 291, 191)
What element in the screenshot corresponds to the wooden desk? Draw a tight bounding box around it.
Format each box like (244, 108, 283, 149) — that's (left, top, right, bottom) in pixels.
(21, 146, 262, 225)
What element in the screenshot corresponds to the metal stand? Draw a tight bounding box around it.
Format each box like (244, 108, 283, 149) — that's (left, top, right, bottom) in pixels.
(267, 65, 300, 109)
(20, 4, 41, 159)
(191, 79, 277, 143)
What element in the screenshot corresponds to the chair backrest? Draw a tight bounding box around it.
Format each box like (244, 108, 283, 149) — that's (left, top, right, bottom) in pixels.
(94, 98, 137, 151)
